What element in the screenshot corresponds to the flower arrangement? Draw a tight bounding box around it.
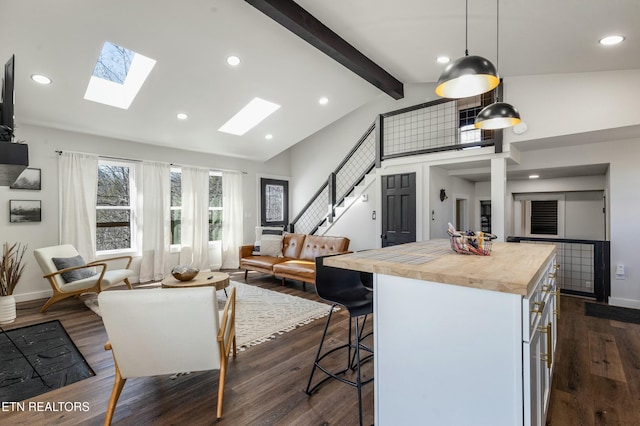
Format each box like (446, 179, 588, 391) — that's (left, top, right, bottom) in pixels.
(0, 242, 27, 296)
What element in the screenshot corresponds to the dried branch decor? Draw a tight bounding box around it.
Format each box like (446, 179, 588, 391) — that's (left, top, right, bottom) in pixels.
(0, 242, 27, 296)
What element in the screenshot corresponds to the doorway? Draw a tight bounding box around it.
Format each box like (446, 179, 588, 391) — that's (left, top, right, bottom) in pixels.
(381, 173, 416, 247)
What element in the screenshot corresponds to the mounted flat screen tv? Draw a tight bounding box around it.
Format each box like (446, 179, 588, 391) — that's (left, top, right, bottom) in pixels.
(0, 55, 15, 142)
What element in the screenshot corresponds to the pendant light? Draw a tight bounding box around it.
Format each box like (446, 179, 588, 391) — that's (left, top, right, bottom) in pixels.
(435, 0, 499, 99)
(474, 0, 521, 130)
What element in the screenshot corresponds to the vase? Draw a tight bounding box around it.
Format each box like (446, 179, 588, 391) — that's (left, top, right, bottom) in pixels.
(0, 295, 16, 324)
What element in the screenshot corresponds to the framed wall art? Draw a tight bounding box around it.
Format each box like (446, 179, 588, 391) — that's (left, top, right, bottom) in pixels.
(9, 200, 41, 223)
(10, 168, 41, 190)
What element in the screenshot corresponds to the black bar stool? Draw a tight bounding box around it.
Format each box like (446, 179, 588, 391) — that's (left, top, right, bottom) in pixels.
(305, 255, 374, 426)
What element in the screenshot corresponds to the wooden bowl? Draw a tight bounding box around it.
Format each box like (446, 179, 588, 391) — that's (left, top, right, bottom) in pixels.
(171, 266, 199, 281)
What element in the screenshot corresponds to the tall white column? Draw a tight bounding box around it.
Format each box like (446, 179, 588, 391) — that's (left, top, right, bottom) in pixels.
(491, 157, 507, 242)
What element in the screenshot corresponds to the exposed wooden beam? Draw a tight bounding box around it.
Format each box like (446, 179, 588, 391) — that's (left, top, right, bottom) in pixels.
(245, 0, 404, 100)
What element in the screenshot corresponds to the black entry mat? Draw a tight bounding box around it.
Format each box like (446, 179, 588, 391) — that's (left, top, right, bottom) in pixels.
(0, 320, 95, 402)
(585, 302, 640, 324)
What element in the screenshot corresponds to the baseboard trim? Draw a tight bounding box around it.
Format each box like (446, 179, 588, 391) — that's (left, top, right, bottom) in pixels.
(13, 290, 53, 303)
(608, 296, 640, 309)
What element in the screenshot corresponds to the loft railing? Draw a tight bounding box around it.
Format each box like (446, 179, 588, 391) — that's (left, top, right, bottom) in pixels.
(289, 85, 504, 235)
(507, 236, 611, 302)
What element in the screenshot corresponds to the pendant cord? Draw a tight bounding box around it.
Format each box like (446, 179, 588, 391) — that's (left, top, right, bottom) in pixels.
(464, 0, 469, 56)
(496, 0, 500, 72)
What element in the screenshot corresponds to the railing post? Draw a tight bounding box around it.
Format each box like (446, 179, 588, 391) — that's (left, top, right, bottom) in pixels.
(375, 114, 383, 168)
(328, 172, 336, 223)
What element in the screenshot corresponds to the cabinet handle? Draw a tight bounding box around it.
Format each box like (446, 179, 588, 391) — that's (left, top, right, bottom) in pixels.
(542, 285, 552, 293)
(548, 272, 556, 279)
(532, 300, 545, 315)
(554, 289, 560, 319)
(554, 264, 560, 270)
(538, 322, 553, 369)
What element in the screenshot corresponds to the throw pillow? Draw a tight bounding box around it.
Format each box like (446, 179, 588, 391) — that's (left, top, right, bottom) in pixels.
(260, 232, 284, 257)
(253, 226, 284, 255)
(52, 255, 96, 283)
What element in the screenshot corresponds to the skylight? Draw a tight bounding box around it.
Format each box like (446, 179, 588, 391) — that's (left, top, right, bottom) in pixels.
(84, 41, 156, 109)
(218, 97, 281, 136)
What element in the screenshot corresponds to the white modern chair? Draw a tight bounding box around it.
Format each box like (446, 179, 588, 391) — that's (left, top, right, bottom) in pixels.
(33, 244, 134, 313)
(99, 286, 237, 425)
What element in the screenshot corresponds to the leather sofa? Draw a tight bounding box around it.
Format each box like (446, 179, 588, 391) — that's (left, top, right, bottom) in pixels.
(239, 233, 350, 286)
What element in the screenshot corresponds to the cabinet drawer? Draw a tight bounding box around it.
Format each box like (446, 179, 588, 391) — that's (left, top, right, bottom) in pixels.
(523, 257, 557, 343)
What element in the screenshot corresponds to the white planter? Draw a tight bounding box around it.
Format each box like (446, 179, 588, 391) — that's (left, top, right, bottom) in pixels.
(0, 295, 16, 324)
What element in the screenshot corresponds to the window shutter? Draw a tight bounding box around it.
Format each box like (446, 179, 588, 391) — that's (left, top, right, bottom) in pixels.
(531, 200, 558, 235)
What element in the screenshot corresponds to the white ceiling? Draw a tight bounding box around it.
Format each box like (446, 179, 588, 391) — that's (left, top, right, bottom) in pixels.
(2, 0, 638, 162)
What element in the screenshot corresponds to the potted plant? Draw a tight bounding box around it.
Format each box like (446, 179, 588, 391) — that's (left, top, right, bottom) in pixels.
(0, 242, 27, 324)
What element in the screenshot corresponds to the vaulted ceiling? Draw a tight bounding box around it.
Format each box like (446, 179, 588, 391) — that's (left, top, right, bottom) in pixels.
(2, 0, 638, 161)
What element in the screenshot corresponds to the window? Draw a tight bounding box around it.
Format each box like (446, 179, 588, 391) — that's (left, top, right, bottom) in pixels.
(209, 173, 222, 241)
(96, 160, 136, 252)
(531, 200, 558, 235)
(84, 41, 157, 109)
(459, 106, 482, 144)
(170, 168, 222, 245)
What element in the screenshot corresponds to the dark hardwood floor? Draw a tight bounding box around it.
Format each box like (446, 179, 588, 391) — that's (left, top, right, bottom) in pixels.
(547, 295, 640, 426)
(1, 271, 374, 426)
(2, 272, 639, 425)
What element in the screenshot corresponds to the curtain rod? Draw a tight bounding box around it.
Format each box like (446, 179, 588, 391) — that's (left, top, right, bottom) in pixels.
(55, 150, 247, 174)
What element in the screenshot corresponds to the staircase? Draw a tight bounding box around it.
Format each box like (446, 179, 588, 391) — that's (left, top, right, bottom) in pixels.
(289, 87, 503, 235)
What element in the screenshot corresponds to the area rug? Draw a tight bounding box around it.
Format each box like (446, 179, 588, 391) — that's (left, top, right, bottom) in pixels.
(0, 320, 95, 403)
(585, 302, 640, 324)
(84, 281, 334, 351)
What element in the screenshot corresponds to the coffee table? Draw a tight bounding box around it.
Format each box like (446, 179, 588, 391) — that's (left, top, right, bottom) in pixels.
(161, 271, 230, 296)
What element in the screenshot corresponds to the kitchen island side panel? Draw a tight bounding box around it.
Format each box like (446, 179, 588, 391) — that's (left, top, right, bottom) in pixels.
(375, 274, 524, 426)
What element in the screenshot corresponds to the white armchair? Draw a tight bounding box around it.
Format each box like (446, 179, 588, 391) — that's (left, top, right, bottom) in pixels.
(33, 244, 134, 313)
(99, 286, 237, 425)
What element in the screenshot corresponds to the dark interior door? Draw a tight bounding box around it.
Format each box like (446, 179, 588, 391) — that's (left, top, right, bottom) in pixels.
(381, 173, 416, 247)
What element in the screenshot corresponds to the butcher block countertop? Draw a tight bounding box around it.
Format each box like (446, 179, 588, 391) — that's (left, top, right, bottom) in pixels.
(323, 239, 556, 296)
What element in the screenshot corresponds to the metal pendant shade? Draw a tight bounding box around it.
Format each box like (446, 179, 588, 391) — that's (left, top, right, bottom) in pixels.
(435, 55, 499, 98)
(435, 0, 499, 99)
(474, 101, 521, 130)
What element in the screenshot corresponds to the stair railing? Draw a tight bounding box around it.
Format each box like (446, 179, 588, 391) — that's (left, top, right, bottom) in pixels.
(289, 123, 376, 234)
(289, 85, 505, 235)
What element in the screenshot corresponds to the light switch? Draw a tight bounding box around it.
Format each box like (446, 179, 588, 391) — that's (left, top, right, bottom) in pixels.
(615, 264, 625, 279)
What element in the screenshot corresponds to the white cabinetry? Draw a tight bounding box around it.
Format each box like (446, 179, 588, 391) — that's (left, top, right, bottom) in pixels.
(523, 260, 558, 426)
(374, 256, 558, 426)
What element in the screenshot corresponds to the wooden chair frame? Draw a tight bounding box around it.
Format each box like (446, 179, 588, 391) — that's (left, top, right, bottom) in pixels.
(39, 255, 133, 313)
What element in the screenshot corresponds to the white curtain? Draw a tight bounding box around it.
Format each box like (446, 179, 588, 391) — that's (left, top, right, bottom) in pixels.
(58, 152, 99, 261)
(181, 166, 210, 270)
(221, 170, 243, 269)
(138, 162, 171, 282)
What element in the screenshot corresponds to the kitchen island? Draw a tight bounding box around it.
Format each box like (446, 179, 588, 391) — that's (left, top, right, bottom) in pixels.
(324, 239, 557, 426)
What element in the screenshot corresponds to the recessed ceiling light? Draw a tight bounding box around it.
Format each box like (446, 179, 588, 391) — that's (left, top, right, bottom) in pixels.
(319, 97, 329, 105)
(265, 134, 273, 140)
(529, 174, 539, 179)
(176, 113, 188, 120)
(599, 35, 625, 46)
(218, 97, 281, 136)
(31, 74, 52, 85)
(226, 55, 241, 66)
(436, 56, 451, 64)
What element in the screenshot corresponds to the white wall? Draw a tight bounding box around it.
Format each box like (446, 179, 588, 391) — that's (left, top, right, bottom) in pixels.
(564, 191, 605, 240)
(1, 124, 290, 302)
(322, 182, 378, 252)
(506, 70, 640, 145)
